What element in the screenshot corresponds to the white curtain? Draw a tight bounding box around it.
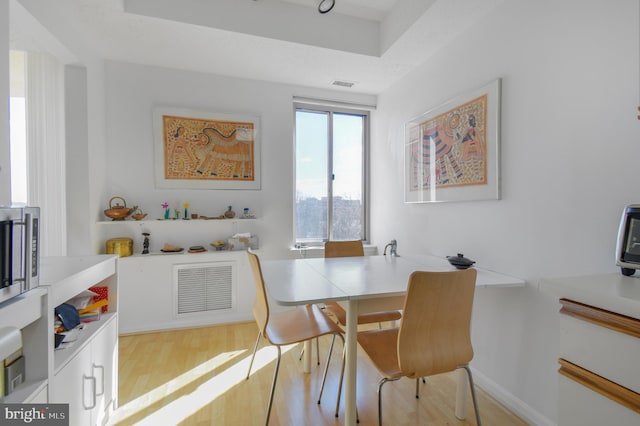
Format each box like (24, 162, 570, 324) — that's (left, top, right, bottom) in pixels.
(26, 51, 66, 256)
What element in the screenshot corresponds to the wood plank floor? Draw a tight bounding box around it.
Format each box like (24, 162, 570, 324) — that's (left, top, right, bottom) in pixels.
(109, 321, 528, 425)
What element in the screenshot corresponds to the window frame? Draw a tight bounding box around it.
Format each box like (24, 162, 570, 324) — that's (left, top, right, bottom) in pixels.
(293, 101, 370, 247)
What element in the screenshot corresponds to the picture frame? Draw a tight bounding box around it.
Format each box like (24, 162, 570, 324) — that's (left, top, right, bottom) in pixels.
(404, 78, 501, 203)
(153, 106, 261, 190)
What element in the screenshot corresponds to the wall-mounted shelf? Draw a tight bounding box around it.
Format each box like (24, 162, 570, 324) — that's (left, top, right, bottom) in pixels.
(96, 218, 258, 225)
(96, 218, 260, 255)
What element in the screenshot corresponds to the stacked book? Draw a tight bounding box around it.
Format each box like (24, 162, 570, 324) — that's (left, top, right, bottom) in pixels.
(2, 348, 24, 397)
(78, 299, 108, 323)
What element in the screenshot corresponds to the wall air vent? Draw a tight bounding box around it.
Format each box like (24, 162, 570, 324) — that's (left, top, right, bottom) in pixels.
(174, 262, 235, 317)
(332, 80, 355, 88)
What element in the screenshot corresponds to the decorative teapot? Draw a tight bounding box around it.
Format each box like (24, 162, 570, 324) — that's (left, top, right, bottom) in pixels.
(104, 196, 133, 221)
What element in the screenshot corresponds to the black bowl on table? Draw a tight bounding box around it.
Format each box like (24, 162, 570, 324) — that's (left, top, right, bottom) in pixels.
(446, 253, 476, 269)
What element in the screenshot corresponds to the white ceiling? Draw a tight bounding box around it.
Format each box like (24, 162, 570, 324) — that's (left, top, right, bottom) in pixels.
(12, 0, 505, 94)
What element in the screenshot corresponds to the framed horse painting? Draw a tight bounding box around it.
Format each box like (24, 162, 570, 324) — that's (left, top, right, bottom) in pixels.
(153, 107, 261, 190)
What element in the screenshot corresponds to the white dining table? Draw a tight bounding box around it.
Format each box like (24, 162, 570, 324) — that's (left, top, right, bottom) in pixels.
(259, 254, 524, 426)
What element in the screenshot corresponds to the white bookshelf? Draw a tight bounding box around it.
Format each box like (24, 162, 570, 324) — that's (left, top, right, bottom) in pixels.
(40, 255, 119, 426)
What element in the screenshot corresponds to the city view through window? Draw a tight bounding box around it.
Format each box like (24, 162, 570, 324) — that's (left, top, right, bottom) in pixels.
(295, 106, 367, 243)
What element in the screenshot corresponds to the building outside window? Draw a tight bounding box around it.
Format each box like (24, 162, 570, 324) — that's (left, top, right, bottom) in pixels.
(294, 102, 369, 245)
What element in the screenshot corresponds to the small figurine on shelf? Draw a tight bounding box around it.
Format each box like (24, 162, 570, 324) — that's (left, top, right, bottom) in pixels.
(162, 202, 169, 220)
(241, 207, 255, 219)
(224, 206, 236, 219)
(142, 232, 150, 254)
(183, 202, 190, 220)
(174, 208, 180, 220)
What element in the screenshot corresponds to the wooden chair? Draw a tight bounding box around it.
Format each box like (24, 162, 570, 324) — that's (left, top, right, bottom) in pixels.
(318, 240, 402, 418)
(245, 250, 343, 425)
(299, 240, 372, 366)
(322, 240, 402, 330)
(357, 269, 482, 426)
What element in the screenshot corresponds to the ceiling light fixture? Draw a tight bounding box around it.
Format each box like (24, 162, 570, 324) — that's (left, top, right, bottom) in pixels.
(318, 0, 335, 14)
(332, 80, 354, 88)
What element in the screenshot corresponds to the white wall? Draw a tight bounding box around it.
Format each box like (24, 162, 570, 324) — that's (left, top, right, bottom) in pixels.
(371, 0, 639, 423)
(65, 65, 91, 255)
(100, 61, 376, 258)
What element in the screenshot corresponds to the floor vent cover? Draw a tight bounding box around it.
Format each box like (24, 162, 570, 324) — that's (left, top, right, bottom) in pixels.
(175, 262, 234, 316)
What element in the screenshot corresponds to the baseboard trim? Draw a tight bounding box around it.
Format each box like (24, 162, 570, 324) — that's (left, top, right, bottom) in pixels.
(119, 313, 255, 335)
(471, 366, 555, 426)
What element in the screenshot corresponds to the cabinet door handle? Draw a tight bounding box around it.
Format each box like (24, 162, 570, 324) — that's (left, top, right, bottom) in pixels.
(83, 374, 97, 409)
(92, 363, 105, 396)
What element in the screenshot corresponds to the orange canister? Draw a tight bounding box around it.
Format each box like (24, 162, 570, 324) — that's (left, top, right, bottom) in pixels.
(106, 237, 133, 257)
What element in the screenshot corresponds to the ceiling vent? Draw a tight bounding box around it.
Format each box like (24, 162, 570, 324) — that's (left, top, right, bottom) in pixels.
(332, 80, 355, 88)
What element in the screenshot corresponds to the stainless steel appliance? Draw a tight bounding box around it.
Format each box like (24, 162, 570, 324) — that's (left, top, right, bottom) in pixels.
(615, 204, 640, 276)
(0, 206, 40, 304)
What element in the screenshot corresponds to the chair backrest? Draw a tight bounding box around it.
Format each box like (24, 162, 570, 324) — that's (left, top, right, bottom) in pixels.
(247, 250, 269, 337)
(324, 240, 364, 258)
(397, 269, 477, 378)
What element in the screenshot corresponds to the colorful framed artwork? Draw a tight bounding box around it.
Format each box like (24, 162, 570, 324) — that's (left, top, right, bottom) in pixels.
(153, 107, 261, 190)
(404, 79, 501, 203)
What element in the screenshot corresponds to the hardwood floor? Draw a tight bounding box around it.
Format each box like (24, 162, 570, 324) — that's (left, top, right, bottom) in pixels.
(109, 322, 528, 425)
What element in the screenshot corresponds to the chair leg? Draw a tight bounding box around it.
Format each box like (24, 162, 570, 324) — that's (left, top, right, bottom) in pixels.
(415, 377, 426, 398)
(298, 337, 321, 365)
(461, 365, 482, 426)
(265, 346, 282, 425)
(246, 331, 262, 379)
(317, 334, 339, 404)
(376, 377, 399, 426)
(334, 345, 346, 417)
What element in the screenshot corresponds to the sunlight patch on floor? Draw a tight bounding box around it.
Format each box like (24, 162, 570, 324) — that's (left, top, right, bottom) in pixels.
(115, 344, 296, 425)
(109, 349, 245, 424)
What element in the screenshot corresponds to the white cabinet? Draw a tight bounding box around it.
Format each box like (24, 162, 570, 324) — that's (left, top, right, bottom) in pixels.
(118, 251, 255, 333)
(542, 274, 640, 425)
(52, 343, 91, 426)
(51, 316, 117, 426)
(97, 218, 260, 333)
(41, 255, 118, 426)
(91, 317, 118, 424)
(558, 374, 640, 426)
(0, 254, 118, 426)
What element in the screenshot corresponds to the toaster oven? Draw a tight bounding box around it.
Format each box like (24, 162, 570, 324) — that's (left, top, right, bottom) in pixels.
(616, 204, 640, 276)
